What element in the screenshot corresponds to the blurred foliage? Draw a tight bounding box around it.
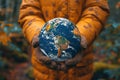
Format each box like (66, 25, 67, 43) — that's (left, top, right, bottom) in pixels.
(0, 0, 32, 80)
(92, 0, 120, 80)
(0, 0, 120, 80)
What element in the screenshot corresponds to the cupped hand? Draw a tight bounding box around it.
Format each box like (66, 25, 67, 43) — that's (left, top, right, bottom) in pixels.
(32, 35, 58, 70)
(57, 29, 88, 71)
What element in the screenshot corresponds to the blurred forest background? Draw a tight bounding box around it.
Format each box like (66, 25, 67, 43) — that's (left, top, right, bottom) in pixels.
(0, 0, 120, 80)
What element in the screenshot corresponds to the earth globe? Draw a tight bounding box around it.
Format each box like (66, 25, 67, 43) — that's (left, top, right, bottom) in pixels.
(39, 18, 82, 61)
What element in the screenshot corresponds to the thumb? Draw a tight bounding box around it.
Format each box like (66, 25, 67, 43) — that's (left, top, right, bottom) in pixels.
(35, 47, 51, 64)
(32, 35, 39, 48)
(80, 35, 87, 48)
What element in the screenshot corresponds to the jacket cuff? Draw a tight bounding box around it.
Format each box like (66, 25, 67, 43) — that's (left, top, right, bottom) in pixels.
(23, 21, 45, 44)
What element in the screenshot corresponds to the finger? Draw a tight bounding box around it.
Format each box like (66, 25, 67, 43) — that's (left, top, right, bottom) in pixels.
(80, 35, 87, 48)
(65, 59, 76, 67)
(48, 61, 58, 70)
(39, 56, 51, 65)
(57, 65, 61, 70)
(35, 47, 51, 64)
(60, 63, 67, 71)
(35, 47, 44, 56)
(32, 36, 39, 48)
(65, 53, 82, 67)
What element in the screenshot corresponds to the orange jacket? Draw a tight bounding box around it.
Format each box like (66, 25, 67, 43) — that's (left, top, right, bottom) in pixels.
(18, 0, 109, 80)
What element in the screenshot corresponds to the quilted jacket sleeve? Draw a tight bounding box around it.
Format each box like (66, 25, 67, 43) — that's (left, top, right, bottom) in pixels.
(18, 0, 45, 43)
(76, 0, 110, 47)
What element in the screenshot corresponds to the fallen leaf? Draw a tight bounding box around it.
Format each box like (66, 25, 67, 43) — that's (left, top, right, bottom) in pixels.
(0, 32, 11, 46)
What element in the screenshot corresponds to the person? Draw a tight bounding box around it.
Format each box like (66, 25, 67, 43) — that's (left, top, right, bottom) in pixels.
(18, 0, 109, 80)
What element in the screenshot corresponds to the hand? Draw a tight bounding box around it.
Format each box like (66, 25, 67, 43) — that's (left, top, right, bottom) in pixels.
(32, 34, 39, 48)
(65, 52, 83, 67)
(59, 34, 87, 71)
(34, 47, 58, 70)
(32, 35, 58, 70)
(57, 52, 83, 72)
(73, 27, 88, 48)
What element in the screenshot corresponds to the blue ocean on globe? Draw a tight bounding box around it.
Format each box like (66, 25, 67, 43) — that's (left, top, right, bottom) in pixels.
(39, 18, 82, 61)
